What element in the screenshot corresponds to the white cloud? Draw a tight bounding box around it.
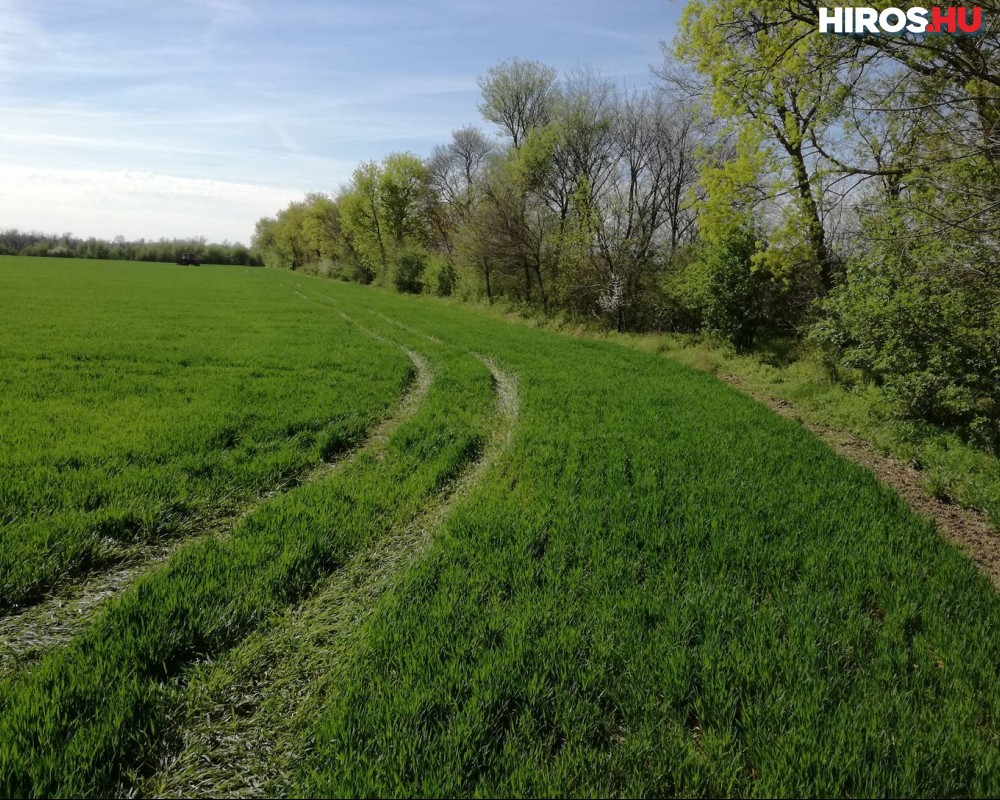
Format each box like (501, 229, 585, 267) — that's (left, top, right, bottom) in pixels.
(0, 0, 679, 242)
(0, 166, 302, 243)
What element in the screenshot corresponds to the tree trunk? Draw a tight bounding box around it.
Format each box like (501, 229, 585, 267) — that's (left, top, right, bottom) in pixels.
(532, 260, 547, 309)
(788, 145, 833, 291)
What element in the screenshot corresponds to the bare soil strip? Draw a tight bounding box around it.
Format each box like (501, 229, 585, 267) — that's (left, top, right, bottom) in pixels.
(144, 359, 519, 799)
(719, 372, 1000, 589)
(0, 351, 431, 678)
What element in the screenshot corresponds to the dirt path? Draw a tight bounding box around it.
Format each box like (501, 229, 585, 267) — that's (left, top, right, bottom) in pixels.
(0, 350, 431, 679)
(719, 373, 1000, 589)
(144, 358, 519, 799)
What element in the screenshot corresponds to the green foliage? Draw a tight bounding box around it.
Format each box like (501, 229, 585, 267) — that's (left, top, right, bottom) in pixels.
(379, 153, 431, 245)
(669, 222, 777, 351)
(336, 155, 435, 288)
(812, 236, 1000, 445)
(436, 263, 457, 297)
(300, 193, 346, 263)
(674, 0, 846, 292)
(0, 229, 260, 266)
(256, 201, 312, 269)
(393, 249, 427, 294)
(421, 252, 457, 297)
(339, 161, 387, 280)
(477, 58, 558, 147)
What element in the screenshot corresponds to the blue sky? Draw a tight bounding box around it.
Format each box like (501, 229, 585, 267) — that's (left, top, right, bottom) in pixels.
(0, 0, 681, 244)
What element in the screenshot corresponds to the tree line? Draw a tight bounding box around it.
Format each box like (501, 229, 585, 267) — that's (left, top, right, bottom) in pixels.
(256, 0, 1000, 449)
(0, 230, 261, 266)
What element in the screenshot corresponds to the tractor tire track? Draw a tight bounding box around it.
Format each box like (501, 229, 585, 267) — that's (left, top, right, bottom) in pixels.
(0, 350, 431, 678)
(144, 357, 519, 799)
(369, 308, 442, 343)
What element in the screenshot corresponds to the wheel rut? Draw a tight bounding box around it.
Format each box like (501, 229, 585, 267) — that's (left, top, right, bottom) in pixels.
(144, 355, 519, 799)
(0, 346, 430, 679)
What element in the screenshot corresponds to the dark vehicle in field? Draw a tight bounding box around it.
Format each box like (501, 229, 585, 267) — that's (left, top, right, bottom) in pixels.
(176, 253, 202, 266)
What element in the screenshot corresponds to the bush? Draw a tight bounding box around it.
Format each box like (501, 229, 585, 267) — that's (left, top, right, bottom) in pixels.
(667, 222, 776, 351)
(435, 262, 457, 297)
(420, 254, 457, 297)
(812, 241, 1000, 447)
(393, 250, 426, 294)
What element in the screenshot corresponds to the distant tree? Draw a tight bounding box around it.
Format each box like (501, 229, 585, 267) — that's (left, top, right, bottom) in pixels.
(301, 192, 345, 263)
(379, 153, 430, 245)
(427, 126, 494, 253)
(427, 126, 493, 213)
(340, 161, 388, 281)
(478, 58, 559, 148)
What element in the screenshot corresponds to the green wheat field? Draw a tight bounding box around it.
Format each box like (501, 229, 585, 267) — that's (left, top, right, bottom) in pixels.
(2, 256, 999, 797)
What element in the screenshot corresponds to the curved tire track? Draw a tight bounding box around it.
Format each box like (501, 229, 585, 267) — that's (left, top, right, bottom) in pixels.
(0, 350, 431, 678)
(145, 357, 519, 799)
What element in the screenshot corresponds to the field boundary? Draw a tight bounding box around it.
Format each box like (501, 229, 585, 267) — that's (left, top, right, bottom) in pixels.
(718, 371, 1000, 589)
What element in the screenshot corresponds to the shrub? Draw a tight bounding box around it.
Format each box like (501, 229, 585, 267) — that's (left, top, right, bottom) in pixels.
(435, 262, 457, 297)
(812, 241, 1000, 447)
(393, 250, 426, 294)
(668, 222, 775, 351)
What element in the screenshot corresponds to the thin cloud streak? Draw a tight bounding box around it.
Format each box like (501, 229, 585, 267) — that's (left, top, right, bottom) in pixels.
(0, 0, 681, 242)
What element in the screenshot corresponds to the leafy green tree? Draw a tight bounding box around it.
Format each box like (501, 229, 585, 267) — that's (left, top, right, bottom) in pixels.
(340, 161, 387, 282)
(478, 58, 558, 148)
(339, 155, 434, 285)
(673, 0, 849, 290)
(300, 193, 344, 263)
(669, 220, 777, 351)
(379, 153, 430, 246)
